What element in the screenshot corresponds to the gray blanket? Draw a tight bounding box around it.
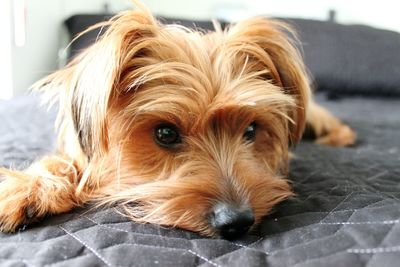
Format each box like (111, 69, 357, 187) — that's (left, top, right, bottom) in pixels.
(0, 94, 399, 267)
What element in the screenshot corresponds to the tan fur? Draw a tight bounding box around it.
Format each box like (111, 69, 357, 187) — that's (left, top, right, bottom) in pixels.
(307, 101, 356, 146)
(0, 3, 355, 237)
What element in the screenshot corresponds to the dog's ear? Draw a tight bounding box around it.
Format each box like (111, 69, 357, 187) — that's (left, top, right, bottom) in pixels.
(228, 18, 310, 144)
(34, 9, 157, 158)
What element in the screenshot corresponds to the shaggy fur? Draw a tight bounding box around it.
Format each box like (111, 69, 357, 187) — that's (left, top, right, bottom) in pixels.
(0, 3, 355, 237)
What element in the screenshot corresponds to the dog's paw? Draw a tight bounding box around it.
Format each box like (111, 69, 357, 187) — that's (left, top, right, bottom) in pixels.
(315, 124, 357, 147)
(307, 102, 357, 147)
(0, 177, 38, 233)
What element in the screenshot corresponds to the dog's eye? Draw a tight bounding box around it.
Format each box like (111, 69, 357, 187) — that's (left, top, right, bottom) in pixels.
(154, 124, 181, 148)
(243, 122, 257, 142)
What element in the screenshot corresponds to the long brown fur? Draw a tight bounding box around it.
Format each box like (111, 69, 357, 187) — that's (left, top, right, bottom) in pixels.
(0, 2, 355, 237)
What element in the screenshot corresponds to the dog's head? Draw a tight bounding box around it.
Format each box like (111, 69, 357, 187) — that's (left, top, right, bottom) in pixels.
(37, 7, 310, 238)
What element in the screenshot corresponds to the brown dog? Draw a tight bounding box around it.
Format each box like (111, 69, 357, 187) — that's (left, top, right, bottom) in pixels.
(0, 5, 355, 239)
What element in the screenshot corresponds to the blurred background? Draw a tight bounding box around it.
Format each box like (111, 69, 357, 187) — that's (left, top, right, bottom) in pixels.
(0, 0, 399, 100)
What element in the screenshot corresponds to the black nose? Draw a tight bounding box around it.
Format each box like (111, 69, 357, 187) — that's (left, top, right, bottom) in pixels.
(210, 204, 255, 239)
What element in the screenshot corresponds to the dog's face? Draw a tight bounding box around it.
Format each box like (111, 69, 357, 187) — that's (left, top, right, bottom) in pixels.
(40, 10, 309, 238)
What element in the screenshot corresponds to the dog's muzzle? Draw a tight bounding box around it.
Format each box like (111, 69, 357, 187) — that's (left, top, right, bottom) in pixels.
(210, 203, 255, 239)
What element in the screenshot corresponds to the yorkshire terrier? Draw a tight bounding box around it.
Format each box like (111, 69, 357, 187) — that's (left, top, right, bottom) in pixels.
(0, 5, 355, 239)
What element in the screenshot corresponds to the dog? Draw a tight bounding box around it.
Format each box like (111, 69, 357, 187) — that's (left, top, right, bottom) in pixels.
(0, 4, 355, 239)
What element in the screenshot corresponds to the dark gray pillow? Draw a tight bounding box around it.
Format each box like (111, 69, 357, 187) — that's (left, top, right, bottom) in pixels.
(285, 18, 400, 98)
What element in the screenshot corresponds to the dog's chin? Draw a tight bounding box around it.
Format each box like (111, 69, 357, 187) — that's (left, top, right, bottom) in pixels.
(94, 161, 293, 238)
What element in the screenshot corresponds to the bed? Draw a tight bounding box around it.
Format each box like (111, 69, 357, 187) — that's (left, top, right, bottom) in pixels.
(0, 15, 399, 267)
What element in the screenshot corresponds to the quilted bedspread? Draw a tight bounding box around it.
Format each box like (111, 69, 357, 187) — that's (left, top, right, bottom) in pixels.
(0, 94, 399, 267)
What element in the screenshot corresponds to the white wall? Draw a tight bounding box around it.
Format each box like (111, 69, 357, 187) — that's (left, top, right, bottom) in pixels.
(11, 0, 61, 95)
(0, 1, 13, 99)
(5, 0, 400, 97)
(247, 0, 400, 32)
